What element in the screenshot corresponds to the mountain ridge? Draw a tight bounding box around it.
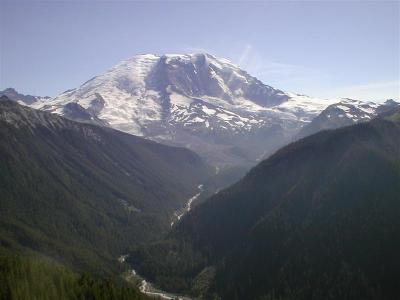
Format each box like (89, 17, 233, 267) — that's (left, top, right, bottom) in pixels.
(296, 98, 399, 140)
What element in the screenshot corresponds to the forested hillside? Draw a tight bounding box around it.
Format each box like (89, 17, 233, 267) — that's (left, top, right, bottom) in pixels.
(128, 111, 400, 299)
(0, 248, 148, 300)
(0, 97, 212, 275)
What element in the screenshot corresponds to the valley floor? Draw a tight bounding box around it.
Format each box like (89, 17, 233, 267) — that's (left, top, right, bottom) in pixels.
(119, 186, 206, 299)
(171, 184, 204, 227)
(121, 255, 192, 300)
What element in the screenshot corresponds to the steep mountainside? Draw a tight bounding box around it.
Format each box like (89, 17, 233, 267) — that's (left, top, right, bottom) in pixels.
(29, 53, 336, 167)
(0, 97, 212, 274)
(128, 114, 400, 299)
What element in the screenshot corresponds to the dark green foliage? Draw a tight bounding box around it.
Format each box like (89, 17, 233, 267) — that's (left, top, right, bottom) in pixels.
(130, 117, 400, 299)
(0, 98, 212, 274)
(0, 249, 147, 300)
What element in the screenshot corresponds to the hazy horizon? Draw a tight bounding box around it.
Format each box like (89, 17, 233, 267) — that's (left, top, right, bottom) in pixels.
(1, 0, 399, 101)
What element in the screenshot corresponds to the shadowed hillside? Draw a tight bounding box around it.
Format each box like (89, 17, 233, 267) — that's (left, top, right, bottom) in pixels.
(128, 112, 400, 299)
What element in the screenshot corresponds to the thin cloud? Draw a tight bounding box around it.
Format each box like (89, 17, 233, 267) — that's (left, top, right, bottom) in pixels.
(179, 45, 399, 102)
(229, 46, 329, 88)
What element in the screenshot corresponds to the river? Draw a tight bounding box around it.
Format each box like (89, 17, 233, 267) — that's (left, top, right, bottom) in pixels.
(120, 255, 192, 300)
(170, 184, 204, 227)
(119, 186, 205, 299)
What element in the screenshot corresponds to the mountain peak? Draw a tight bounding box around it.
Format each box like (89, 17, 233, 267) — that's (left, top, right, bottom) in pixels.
(25, 53, 350, 167)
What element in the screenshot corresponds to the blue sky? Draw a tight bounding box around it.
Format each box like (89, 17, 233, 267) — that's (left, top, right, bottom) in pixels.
(1, 0, 399, 101)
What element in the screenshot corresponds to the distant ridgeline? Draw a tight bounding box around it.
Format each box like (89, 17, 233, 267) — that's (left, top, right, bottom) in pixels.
(0, 97, 213, 298)
(128, 107, 400, 300)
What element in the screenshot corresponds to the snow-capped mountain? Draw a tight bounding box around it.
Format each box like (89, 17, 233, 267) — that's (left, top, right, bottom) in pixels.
(27, 52, 383, 167)
(296, 98, 399, 140)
